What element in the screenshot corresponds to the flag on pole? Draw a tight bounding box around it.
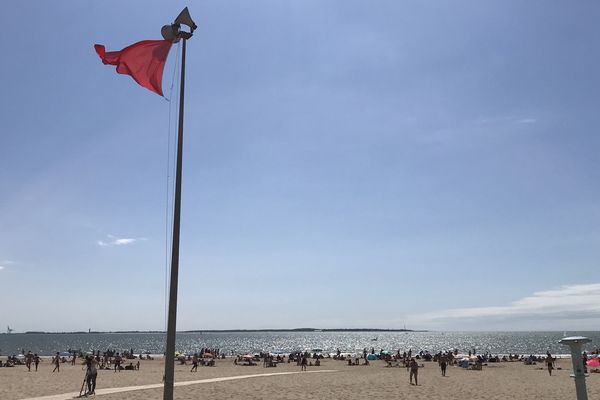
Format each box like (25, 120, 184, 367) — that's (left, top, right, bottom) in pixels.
(94, 40, 173, 96)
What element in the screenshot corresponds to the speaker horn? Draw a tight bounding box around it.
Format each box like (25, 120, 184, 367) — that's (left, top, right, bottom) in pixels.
(161, 24, 181, 42)
(174, 7, 197, 32)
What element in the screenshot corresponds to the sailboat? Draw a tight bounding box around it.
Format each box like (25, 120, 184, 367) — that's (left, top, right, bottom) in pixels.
(7, 325, 13, 334)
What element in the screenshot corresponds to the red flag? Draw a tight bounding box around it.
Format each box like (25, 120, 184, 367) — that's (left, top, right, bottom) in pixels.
(94, 40, 173, 96)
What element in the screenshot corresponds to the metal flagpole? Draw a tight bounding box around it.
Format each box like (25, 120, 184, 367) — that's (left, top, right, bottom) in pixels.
(160, 8, 196, 400)
(163, 36, 186, 400)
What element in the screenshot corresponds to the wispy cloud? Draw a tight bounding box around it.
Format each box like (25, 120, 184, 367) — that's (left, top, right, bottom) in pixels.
(517, 118, 537, 124)
(475, 116, 537, 125)
(414, 283, 600, 324)
(97, 234, 147, 247)
(0, 260, 15, 270)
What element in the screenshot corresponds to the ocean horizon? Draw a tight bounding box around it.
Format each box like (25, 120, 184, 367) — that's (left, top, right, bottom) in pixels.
(1, 330, 598, 357)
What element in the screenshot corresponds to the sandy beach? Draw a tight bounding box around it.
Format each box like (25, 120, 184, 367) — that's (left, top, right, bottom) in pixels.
(1, 357, 599, 400)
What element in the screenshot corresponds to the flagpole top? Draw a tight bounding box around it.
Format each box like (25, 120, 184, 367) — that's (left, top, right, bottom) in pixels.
(161, 7, 197, 42)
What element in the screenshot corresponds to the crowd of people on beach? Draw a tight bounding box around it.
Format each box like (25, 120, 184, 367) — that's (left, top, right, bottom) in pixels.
(2, 344, 599, 392)
(177, 348, 223, 371)
(220, 345, 600, 386)
(0, 348, 146, 372)
(0, 347, 149, 397)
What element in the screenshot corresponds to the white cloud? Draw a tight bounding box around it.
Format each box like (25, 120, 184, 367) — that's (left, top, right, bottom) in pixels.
(474, 116, 537, 125)
(97, 234, 146, 247)
(0, 260, 14, 270)
(517, 118, 537, 124)
(413, 283, 600, 325)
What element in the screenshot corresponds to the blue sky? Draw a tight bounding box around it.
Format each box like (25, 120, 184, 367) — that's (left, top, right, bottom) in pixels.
(1, 0, 599, 332)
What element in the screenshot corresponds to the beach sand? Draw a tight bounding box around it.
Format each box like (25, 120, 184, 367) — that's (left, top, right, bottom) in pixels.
(1, 357, 599, 400)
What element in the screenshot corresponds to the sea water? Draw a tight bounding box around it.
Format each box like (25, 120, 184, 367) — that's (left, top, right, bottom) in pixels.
(1, 331, 599, 357)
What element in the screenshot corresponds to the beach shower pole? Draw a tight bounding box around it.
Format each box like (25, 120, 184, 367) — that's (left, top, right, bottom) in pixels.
(160, 8, 196, 400)
(559, 336, 591, 400)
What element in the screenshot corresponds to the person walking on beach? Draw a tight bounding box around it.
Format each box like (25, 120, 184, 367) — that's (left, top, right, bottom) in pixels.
(409, 358, 419, 385)
(114, 352, 122, 372)
(190, 354, 198, 372)
(546, 353, 554, 376)
(34, 354, 40, 371)
(440, 357, 447, 377)
(52, 352, 60, 372)
(25, 351, 33, 372)
(301, 355, 308, 371)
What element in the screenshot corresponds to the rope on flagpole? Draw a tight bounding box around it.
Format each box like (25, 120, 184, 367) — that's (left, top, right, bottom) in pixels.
(164, 41, 181, 103)
(163, 41, 182, 337)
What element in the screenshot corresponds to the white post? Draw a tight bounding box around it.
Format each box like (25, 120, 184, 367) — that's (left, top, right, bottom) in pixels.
(559, 336, 591, 400)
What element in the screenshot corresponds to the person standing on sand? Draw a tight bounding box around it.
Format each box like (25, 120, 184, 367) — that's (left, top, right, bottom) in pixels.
(85, 355, 98, 396)
(409, 358, 419, 385)
(114, 353, 122, 372)
(440, 357, 447, 377)
(301, 355, 308, 371)
(191, 354, 198, 372)
(52, 352, 60, 372)
(25, 351, 33, 372)
(34, 354, 40, 371)
(546, 353, 554, 376)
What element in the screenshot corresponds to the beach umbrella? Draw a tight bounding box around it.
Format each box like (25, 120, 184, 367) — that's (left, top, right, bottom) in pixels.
(586, 358, 600, 367)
